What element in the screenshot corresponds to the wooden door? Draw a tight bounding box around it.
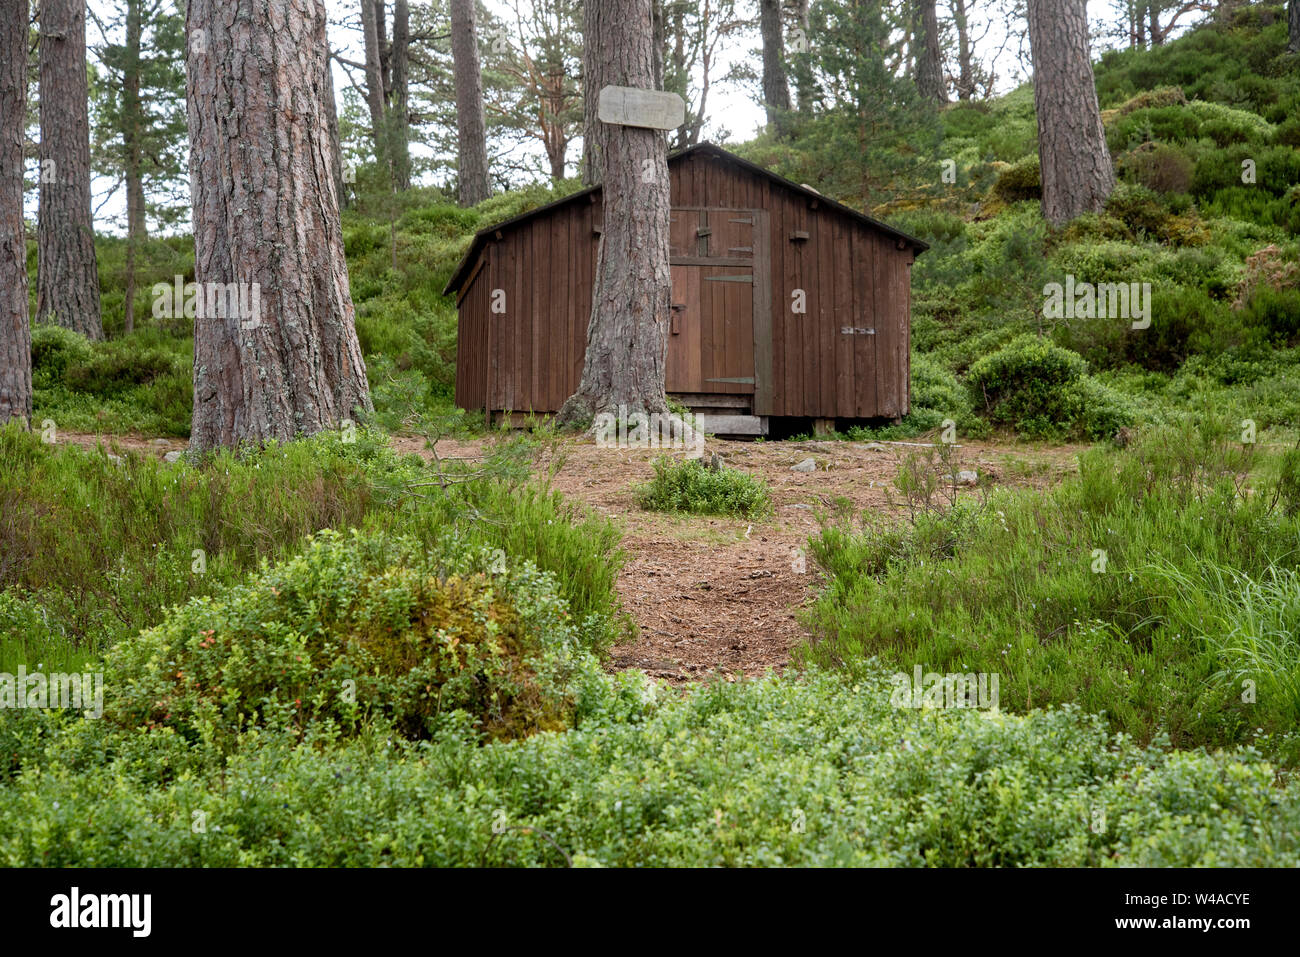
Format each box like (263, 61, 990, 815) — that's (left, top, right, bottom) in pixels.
(666, 208, 758, 396)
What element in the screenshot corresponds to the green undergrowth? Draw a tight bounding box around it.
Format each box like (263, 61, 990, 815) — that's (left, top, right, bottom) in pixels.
(635, 456, 773, 518)
(3, 668, 1299, 866)
(0, 423, 627, 672)
(800, 421, 1300, 765)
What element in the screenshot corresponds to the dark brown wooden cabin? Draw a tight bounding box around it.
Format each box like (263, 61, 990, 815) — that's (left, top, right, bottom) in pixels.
(444, 143, 927, 435)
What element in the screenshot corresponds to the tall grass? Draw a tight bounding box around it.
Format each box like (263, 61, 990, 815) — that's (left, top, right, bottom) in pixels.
(0, 423, 627, 670)
(1153, 561, 1300, 726)
(799, 422, 1300, 762)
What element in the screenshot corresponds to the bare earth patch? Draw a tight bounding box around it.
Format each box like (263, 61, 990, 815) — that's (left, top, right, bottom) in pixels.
(60, 429, 1083, 681)
(393, 433, 1084, 682)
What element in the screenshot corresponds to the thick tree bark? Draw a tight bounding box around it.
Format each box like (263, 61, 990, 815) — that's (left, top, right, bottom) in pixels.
(1289, 0, 1299, 55)
(450, 0, 490, 205)
(558, 0, 674, 428)
(390, 0, 411, 190)
(122, 0, 146, 336)
(916, 0, 947, 104)
(758, 0, 791, 134)
(1027, 0, 1115, 227)
(0, 0, 31, 424)
(581, 0, 609, 184)
(953, 0, 974, 99)
(37, 0, 102, 340)
(186, 0, 371, 452)
(323, 48, 346, 208)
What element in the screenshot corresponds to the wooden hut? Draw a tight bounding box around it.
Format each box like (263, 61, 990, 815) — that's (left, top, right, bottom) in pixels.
(444, 143, 927, 435)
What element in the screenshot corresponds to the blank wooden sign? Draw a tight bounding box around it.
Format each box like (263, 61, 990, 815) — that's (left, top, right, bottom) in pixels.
(597, 85, 686, 131)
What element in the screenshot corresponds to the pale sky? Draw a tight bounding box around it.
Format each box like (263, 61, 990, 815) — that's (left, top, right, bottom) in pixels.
(67, 0, 1198, 235)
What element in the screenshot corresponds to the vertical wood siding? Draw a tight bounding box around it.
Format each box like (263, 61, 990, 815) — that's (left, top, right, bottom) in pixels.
(457, 150, 915, 419)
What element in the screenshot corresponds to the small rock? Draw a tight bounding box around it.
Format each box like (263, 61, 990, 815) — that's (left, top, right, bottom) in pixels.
(151, 438, 170, 447)
(107, 453, 124, 465)
(955, 469, 979, 486)
(791, 457, 816, 472)
(863, 442, 886, 451)
(163, 450, 184, 464)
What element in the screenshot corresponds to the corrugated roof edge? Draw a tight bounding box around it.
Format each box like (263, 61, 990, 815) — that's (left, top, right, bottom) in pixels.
(441, 142, 929, 296)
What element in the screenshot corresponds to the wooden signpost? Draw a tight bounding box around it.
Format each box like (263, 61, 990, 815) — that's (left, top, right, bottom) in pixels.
(597, 85, 686, 131)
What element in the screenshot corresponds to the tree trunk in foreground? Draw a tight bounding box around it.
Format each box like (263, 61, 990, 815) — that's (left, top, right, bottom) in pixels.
(186, 0, 371, 452)
(1027, 0, 1116, 226)
(450, 0, 490, 205)
(1289, 0, 1299, 55)
(558, 0, 675, 429)
(37, 0, 102, 340)
(0, 0, 31, 424)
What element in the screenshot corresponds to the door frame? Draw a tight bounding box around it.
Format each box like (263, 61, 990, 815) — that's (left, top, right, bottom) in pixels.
(667, 206, 771, 412)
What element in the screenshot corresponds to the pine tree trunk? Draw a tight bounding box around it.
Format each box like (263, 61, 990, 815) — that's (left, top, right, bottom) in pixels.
(361, 0, 390, 186)
(450, 0, 490, 205)
(0, 0, 31, 424)
(37, 0, 102, 340)
(792, 0, 816, 113)
(186, 0, 371, 452)
(390, 0, 411, 190)
(1289, 0, 1299, 54)
(953, 0, 973, 99)
(123, 0, 145, 336)
(1027, 0, 1116, 227)
(581, 0, 609, 185)
(558, 0, 673, 427)
(759, 0, 791, 135)
(916, 0, 947, 104)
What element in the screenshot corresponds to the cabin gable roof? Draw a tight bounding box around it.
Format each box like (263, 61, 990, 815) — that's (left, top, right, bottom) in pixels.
(443, 142, 928, 295)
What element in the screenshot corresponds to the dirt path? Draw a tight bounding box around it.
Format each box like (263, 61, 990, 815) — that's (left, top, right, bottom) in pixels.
(61, 430, 1083, 680)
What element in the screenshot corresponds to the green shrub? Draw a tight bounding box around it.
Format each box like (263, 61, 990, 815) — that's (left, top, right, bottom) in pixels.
(1114, 85, 1188, 115)
(6, 668, 1300, 866)
(103, 529, 598, 747)
(1118, 142, 1194, 194)
(1103, 183, 1174, 239)
(62, 344, 182, 397)
(635, 457, 772, 517)
(29, 325, 94, 390)
(991, 154, 1040, 202)
(966, 335, 1131, 439)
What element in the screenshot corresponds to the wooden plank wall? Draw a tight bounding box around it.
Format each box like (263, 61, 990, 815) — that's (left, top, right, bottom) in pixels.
(453, 250, 489, 410)
(468, 150, 914, 419)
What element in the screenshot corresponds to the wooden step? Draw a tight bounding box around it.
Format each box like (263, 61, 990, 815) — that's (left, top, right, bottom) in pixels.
(696, 414, 768, 437)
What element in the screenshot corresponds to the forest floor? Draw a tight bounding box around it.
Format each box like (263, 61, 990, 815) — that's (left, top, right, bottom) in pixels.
(62, 430, 1083, 681)
(405, 435, 1083, 681)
